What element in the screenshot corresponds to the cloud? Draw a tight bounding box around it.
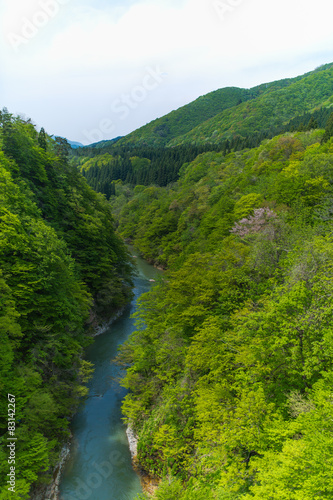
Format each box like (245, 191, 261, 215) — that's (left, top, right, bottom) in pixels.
(3, 0, 333, 75)
(1, 0, 333, 143)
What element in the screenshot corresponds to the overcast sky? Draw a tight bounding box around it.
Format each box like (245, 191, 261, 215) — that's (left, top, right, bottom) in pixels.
(1, 0, 332, 145)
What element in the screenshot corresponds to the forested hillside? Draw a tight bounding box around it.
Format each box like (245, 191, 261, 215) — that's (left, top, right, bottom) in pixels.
(114, 87, 256, 148)
(70, 64, 333, 200)
(113, 120, 333, 498)
(107, 63, 333, 148)
(79, 62, 330, 154)
(168, 63, 333, 146)
(71, 144, 221, 193)
(70, 104, 333, 198)
(0, 110, 133, 498)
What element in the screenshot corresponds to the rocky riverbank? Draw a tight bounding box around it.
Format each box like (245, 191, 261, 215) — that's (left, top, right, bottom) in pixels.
(31, 311, 124, 500)
(93, 306, 127, 336)
(126, 426, 160, 497)
(30, 445, 70, 500)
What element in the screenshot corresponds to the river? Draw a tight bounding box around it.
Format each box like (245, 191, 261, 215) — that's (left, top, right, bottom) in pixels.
(59, 253, 162, 500)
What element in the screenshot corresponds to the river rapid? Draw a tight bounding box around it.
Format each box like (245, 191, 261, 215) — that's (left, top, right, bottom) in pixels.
(59, 253, 162, 500)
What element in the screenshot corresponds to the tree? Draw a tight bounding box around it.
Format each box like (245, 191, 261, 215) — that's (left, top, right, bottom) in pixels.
(54, 136, 70, 162)
(38, 127, 47, 151)
(321, 112, 333, 143)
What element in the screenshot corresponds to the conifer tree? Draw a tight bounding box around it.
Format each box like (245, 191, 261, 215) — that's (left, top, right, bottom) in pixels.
(38, 127, 47, 151)
(321, 112, 333, 143)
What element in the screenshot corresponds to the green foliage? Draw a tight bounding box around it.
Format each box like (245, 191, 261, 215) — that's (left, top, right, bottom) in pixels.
(116, 86, 258, 147)
(243, 377, 333, 499)
(71, 144, 219, 196)
(233, 193, 264, 219)
(321, 111, 333, 143)
(37, 127, 47, 151)
(113, 130, 331, 269)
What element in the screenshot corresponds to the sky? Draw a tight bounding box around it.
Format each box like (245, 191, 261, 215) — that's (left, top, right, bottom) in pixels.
(1, 0, 332, 145)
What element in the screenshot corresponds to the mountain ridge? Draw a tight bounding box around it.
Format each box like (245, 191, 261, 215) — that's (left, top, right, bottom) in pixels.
(91, 62, 333, 149)
(168, 63, 333, 146)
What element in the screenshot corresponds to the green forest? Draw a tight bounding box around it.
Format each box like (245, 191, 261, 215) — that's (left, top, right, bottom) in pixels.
(2, 62, 333, 499)
(0, 110, 133, 498)
(109, 65, 333, 499)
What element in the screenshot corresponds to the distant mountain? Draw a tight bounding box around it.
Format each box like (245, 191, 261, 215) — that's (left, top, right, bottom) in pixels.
(86, 136, 123, 149)
(51, 135, 84, 149)
(69, 140, 84, 149)
(52, 136, 123, 149)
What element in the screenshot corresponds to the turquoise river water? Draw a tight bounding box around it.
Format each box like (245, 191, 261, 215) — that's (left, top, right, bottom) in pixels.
(59, 253, 162, 500)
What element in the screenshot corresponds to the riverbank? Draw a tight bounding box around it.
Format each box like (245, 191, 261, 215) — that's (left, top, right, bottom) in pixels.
(57, 252, 162, 499)
(93, 305, 127, 336)
(126, 426, 160, 497)
(30, 445, 70, 500)
(30, 306, 130, 500)
(127, 242, 166, 272)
